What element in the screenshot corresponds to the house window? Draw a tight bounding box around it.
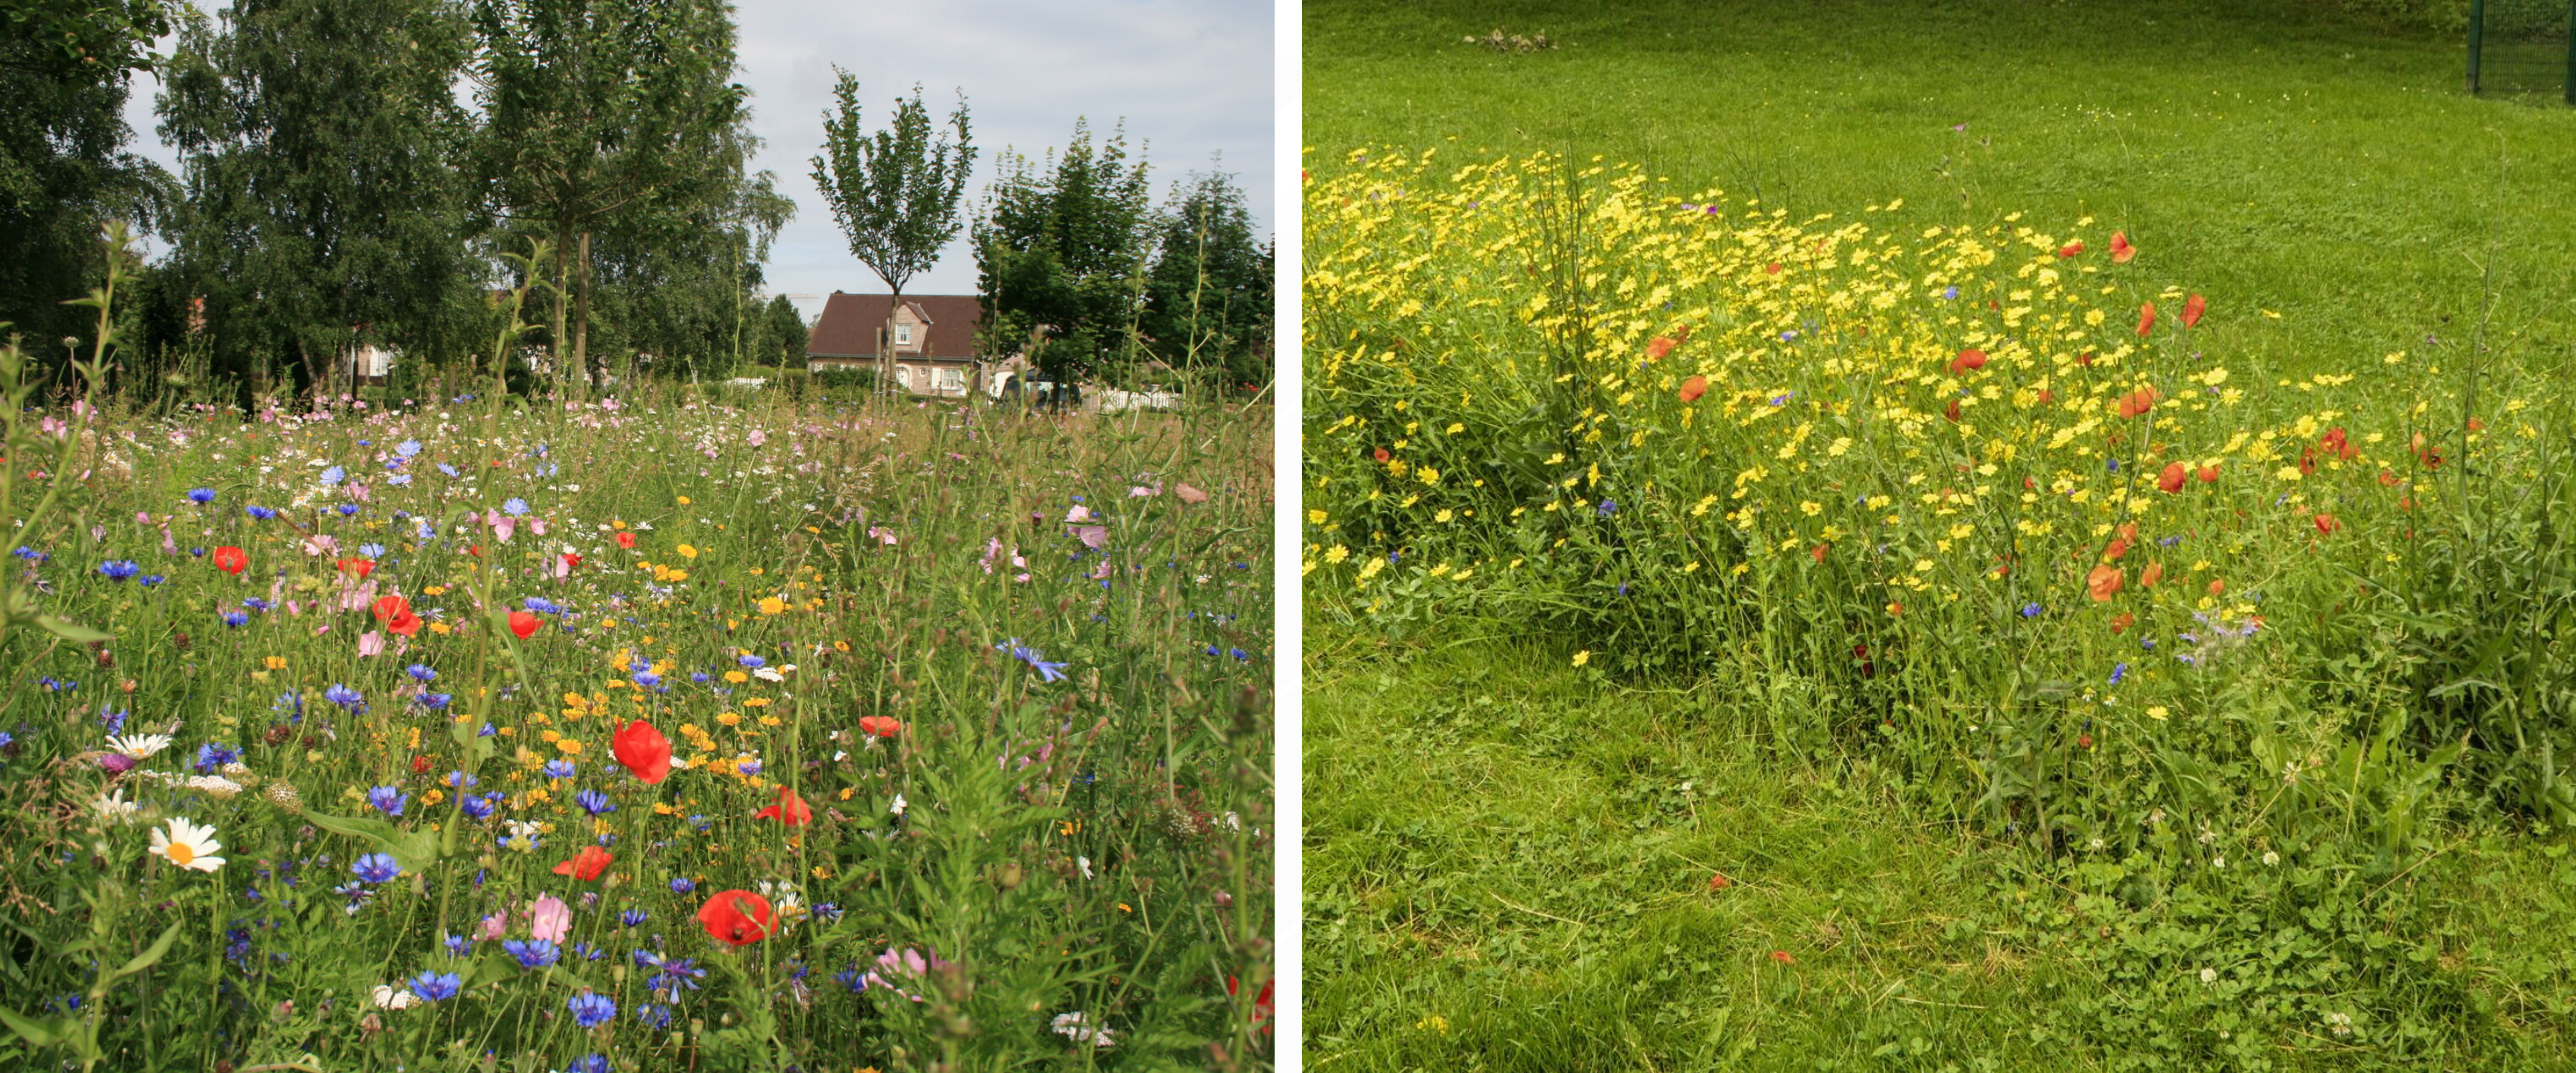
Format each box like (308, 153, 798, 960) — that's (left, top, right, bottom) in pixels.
(938, 368, 963, 392)
(894, 324, 912, 346)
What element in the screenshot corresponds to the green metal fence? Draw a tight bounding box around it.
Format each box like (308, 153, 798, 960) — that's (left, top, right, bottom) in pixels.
(2469, 0, 2576, 102)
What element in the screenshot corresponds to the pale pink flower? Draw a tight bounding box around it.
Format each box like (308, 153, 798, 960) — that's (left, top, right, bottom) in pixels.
(477, 913, 507, 941)
(1174, 483, 1209, 504)
(357, 631, 384, 658)
(528, 895, 571, 943)
(1066, 504, 1093, 523)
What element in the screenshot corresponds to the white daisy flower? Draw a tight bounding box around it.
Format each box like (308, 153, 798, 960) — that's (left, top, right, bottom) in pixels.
(91, 788, 140, 823)
(890, 793, 908, 816)
(150, 817, 225, 872)
(371, 984, 418, 1010)
(107, 733, 172, 759)
(752, 667, 785, 683)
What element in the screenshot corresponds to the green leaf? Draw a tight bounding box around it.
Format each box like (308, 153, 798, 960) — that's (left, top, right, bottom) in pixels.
(467, 953, 516, 989)
(0, 1006, 67, 1047)
(302, 809, 441, 872)
(109, 920, 183, 982)
(31, 615, 112, 643)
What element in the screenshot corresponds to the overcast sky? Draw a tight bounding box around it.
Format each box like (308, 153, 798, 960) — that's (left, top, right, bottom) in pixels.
(120, 0, 1275, 322)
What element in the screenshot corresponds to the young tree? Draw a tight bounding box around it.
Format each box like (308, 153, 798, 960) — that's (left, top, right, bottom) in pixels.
(472, 0, 750, 395)
(1140, 168, 1272, 392)
(760, 294, 808, 367)
(809, 71, 974, 396)
(157, 0, 480, 399)
(973, 119, 1153, 386)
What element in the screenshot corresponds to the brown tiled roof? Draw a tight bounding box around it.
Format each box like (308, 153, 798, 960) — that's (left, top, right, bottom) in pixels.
(806, 292, 985, 360)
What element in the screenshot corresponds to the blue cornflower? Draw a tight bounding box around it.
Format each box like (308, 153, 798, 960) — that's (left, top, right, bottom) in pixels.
(669, 878, 695, 894)
(564, 1056, 610, 1073)
(336, 504, 359, 517)
(1941, 285, 1960, 300)
(2021, 603, 2043, 618)
(245, 505, 275, 520)
(1596, 500, 1617, 517)
(575, 789, 614, 816)
(320, 466, 344, 485)
(323, 683, 363, 711)
(502, 498, 528, 517)
(437, 462, 460, 477)
(650, 956, 705, 992)
(367, 785, 408, 817)
(407, 664, 438, 682)
(388, 473, 412, 485)
(358, 542, 385, 558)
(352, 853, 401, 884)
(416, 692, 452, 710)
(194, 742, 240, 773)
(998, 639, 1070, 683)
(566, 993, 615, 1028)
(835, 966, 868, 993)
(242, 597, 271, 611)
(395, 439, 422, 458)
(738, 760, 761, 776)
(138, 574, 164, 586)
(630, 670, 660, 689)
(503, 939, 560, 969)
(443, 934, 472, 957)
(2109, 662, 2129, 686)
(460, 795, 495, 820)
(690, 671, 710, 683)
(523, 596, 558, 614)
(98, 560, 140, 581)
(632, 1003, 673, 1029)
(737, 653, 765, 669)
(187, 488, 215, 504)
(543, 759, 575, 779)
(409, 971, 461, 1002)
(446, 770, 477, 789)
(97, 708, 127, 734)
(220, 610, 248, 628)
(620, 909, 648, 928)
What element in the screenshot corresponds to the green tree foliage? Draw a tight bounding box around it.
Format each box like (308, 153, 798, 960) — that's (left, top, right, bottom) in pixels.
(1140, 169, 1273, 391)
(751, 294, 808, 367)
(809, 71, 974, 393)
(471, 0, 753, 393)
(0, 0, 178, 355)
(973, 120, 1155, 385)
(155, 0, 485, 399)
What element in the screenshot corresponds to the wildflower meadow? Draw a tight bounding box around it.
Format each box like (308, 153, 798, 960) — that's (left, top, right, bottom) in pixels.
(1302, 0, 2576, 1067)
(0, 237, 1274, 1072)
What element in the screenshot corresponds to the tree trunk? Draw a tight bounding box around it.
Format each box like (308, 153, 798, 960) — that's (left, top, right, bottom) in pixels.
(884, 287, 900, 399)
(573, 230, 593, 395)
(550, 234, 571, 398)
(297, 339, 322, 406)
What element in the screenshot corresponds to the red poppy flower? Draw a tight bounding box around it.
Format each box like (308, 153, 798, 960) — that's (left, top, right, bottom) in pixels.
(1770, 950, 1796, 965)
(2140, 561, 2165, 588)
(1949, 349, 1987, 374)
(1765, 262, 1782, 275)
(1371, 447, 1390, 463)
(615, 531, 637, 550)
(373, 594, 410, 624)
(411, 755, 431, 774)
(508, 610, 539, 639)
(2110, 231, 2136, 263)
(612, 720, 672, 784)
(858, 715, 903, 738)
(2157, 462, 2188, 494)
(2180, 293, 2206, 328)
(1943, 398, 1963, 423)
(2314, 513, 2339, 536)
(336, 556, 375, 579)
(2197, 464, 2220, 483)
(386, 608, 422, 637)
(2115, 387, 2159, 420)
(1645, 336, 1678, 361)
(1708, 873, 1733, 891)
(2077, 351, 2096, 367)
(1225, 975, 1276, 1036)
(2086, 564, 2125, 602)
(552, 845, 612, 881)
(2135, 302, 2157, 337)
(212, 545, 248, 575)
(2057, 241, 2084, 258)
(697, 890, 773, 946)
(754, 786, 812, 826)
(1810, 544, 1828, 564)
(2111, 612, 2135, 634)
(1678, 375, 1708, 403)
(561, 553, 582, 571)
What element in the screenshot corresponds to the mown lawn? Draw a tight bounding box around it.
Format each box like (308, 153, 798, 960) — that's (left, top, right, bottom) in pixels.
(1304, 1, 2576, 1068)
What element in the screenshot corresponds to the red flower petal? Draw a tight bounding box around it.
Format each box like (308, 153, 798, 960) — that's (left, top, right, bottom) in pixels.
(612, 720, 673, 784)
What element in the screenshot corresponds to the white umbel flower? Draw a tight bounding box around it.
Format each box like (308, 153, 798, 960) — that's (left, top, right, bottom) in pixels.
(185, 775, 245, 799)
(371, 984, 418, 1010)
(150, 817, 225, 872)
(1051, 1011, 1116, 1049)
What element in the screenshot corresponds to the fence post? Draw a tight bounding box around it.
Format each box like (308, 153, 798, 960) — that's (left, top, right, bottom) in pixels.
(2565, 0, 2575, 103)
(2469, 0, 2486, 92)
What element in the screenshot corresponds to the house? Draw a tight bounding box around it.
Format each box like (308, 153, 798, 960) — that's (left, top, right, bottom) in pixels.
(806, 291, 986, 396)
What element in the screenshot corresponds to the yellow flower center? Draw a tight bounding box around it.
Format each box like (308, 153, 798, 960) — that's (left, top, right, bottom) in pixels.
(167, 842, 195, 866)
